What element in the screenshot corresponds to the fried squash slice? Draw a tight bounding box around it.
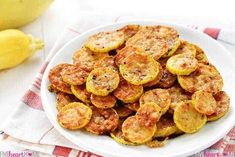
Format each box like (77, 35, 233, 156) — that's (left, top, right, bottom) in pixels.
(48, 63, 72, 94)
(61, 64, 89, 85)
(113, 78, 143, 103)
(86, 67, 120, 96)
(154, 114, 178, 137)
(136, 102, 162, 127)
(139, 89, 171, 115)
(178, 63, 223, 94)
(173, 101, 207, 133)
(192, 90, 217, 115)
(85, 107, 119, 135)
(122, 116, 156, 144)
(207, 91, 230, 121)
(126, 26, 169, 60)
(57, 102, 92, 130)
(119, 52, 160, 85)
(71, 85, 91, 104)
(85, 31, 125, 53)
(166, 53, 198, 75)
(90, 94, 116, 109)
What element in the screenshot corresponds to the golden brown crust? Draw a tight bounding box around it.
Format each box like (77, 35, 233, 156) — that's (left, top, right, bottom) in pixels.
(136, 103, 162, 127)
(114, 105, 134, 118)
(193, 44, 209, 64)
(143, 62, 163, 87)
(126, 26, 169, 60)
(192, 90, 217, 115)
(57, 102, 92, 130)
(85, 31, 125, 53)
(61, 64, 89, 85)
(71, 85, 91, 104)
(90, 94, 116, 109)
(167, 84, 192, 113)
(73, 47, 107, 71)
(154, 114, 177, 137)
(174, 40, 196, 56)
(113, 78, 143, 103)
(86, 67, 120, 96)
(139, 89, 171, 114)
(119, 52, 159, 85)
(125, 102, 140, 112)
(122, 116, 156, 144)
(157, 58, 176, 88)
(114, 46, 140, 67)
(85, 107, 119, 134)
(173, 101, 207, 133)
(48, 64, 72, 94)
(56, 92, 77, 111)
(207, 91, 230, 121)
(178, 63, 223, 94)
(118, 25, 140, 41)
(166, 53, 198, 75)
(93, 55, 117, 70)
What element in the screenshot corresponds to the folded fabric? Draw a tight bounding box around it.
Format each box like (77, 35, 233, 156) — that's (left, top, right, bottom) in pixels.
(1, 14, 235, 157)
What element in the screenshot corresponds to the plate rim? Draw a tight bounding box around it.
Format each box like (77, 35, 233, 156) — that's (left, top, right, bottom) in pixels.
(41, 20, 235, 157)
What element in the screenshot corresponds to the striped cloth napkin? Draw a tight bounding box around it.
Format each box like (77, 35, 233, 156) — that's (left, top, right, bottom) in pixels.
(1, 15, 235, 157)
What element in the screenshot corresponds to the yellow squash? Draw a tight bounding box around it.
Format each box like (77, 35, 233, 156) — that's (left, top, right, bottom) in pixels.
(0, 0, 53, 30)
(0, 29, 44, 70)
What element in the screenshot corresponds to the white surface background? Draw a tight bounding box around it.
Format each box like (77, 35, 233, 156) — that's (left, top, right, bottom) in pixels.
(0, 0, 235, 151)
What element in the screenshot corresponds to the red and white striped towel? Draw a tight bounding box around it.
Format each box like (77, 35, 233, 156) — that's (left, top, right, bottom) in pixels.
(1, 15, 235, 157)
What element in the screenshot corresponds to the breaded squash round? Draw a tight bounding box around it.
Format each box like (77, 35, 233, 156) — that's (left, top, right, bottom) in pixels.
(119, 52, 160, 85)
(207, 91, 230, 121)
(71, 85, 91, 104)
(174, 40, 197, 57)
(86, 67, 120, 96)
(136, 102, 162, 127)
(125, 102, 140, 112)
(166, 53, 198, 75)
(113, 78, 143, 103)
(111, 119, 137, 146)
(143, 62, 163, 88)
(194, 44, 209, 64)
(85, 31, 125, 53)
(93, 55, 117, 70)
(157, 58, 176, 88)
(192, 90, 217, 115)
(73, 47, 107, 71)
(139, 89, 171, 114)
(173, 101, 207, 133)
(90, 94, 116, 109)
(48, 84, 59, 93)
(56, 92, 77, 111)
(126, 27, 168, 60)
(178, 63, 223, 94)
(114, 105, 134, 118)
(61, 64, 89, 85)
(167, 84, 192, 113)
(57, 102, 92, 130)
(85, 107, 119, 135)
(153, 25, 180, 57)
(154, 114, 178, 137)
(48, 63, 72, 94)
(122, 116, 156, 144)
(146, 138, 168, 148)
(164, 38, 181, 57)
(115, 46, 140, 66)
(117, 25, 140, 41)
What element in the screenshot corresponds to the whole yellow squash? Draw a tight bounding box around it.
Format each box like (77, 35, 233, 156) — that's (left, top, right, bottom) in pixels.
(0, 29, 44, 70)
(0, 0, 53, 30)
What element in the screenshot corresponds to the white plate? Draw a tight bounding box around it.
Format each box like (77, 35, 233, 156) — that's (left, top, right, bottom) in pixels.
(41, 21, 235, 157)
